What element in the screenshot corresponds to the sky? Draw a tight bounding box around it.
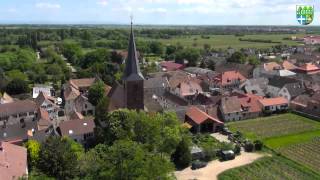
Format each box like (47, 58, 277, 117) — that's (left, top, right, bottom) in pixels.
(0, 0, 320, 25)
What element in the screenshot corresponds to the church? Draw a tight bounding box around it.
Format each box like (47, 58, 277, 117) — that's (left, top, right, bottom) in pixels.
(108, 22, 145, 111)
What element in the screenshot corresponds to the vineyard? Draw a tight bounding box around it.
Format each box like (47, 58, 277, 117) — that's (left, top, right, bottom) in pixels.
(279, 138, 320, 173)
(218, 156, 320, 180)
(227, 114, 320, 139)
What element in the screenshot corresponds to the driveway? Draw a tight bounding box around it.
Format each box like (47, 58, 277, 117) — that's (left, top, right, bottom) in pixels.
(175, 152, 266, 180)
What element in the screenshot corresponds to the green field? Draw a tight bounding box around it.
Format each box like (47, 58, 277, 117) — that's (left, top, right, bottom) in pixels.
(228, 113, 320, 140)
(226, 113, 320, 178)
(218, 156, 320, 180)
(139, 34, 305, 49)
(278, 138, 320, 173)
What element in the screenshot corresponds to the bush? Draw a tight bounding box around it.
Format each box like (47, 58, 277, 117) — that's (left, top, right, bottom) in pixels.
(254, 140, 263, 151)
(244, 141, 254, 152)
(234, 144, 241, 155)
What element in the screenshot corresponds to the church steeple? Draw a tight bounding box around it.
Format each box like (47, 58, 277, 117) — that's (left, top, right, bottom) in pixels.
(123, 20, 144, 81)
(123, 19, 144, 110)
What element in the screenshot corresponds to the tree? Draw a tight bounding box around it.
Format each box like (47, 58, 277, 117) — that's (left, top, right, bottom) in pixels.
(24, 140, 41, 170)
(37, 137, 84, 179)
(248, 56, 260, 65)
(6, 69, 28, 81)
(6, 78, 29, 95)
(175, 48, 200, 66)
(88, 80, 106, 106)
(227, 51, 246, 64)
(149, 41, 164, 55)
(171, 137, 191, 169)
(80, 140, 174, 179)
(234, 144, 241, 155)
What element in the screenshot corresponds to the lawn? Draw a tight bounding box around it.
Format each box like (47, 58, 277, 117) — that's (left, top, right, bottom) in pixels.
(218, 156, 320, 180)
(139, 34, 306, 50)
(227, 113, 320, 140)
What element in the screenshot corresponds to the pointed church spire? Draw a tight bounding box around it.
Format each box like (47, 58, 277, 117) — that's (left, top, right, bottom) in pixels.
(123, 18, 144, 81)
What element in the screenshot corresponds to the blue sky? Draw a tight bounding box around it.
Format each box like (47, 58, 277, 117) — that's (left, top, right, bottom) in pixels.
(0, 0, 319, 25)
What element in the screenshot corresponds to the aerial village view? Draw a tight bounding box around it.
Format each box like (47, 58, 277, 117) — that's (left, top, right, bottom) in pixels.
(1, 0, 320, 180)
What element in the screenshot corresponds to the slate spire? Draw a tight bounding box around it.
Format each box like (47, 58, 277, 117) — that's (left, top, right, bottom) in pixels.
(123, 20, 144, 81)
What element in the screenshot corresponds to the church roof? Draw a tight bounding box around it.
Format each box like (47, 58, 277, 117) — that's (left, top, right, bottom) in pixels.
(123, 22, 144, 81)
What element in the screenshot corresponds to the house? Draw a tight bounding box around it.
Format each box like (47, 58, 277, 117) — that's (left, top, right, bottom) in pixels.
(291, 92, 320, 118)
(0, 107, 53, 144)
(253, 62, 296, 78)
(215, 63, 254, 78)
(185, 106, 223, 133)
(184, 67, 214, 76)
(220, 96, 243, 121)
(0, 142, 28, 180)
(258, 97, 289, 113)
(282, 60, 298, 71)
(294, 63, 320, 75)
(304, 36, 320, 45)
(0, 92, 14, 104)
(0, 100, 37, 126)
(208, 71, 247, 91)
(160, 61, 185, 71)
(220, 93, 263, 122)
(144, 77, 169, 96)
(35, 91, 60, 119)
(267, 76, 305, 101)
(32, 84, 54, 98)
(63, 78, 100, 115)
(240, 78, 269, 96)
(58, 117, 95, 145)
(174, 81, 203, 102)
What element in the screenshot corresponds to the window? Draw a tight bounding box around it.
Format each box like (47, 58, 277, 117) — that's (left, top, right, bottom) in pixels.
(85, 104, 88, 109)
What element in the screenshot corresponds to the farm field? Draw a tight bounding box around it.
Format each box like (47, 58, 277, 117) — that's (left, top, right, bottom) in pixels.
(278, 138, 320, 173)
(227, 113, 320, 140)
(140, 34, 306, 49)
(218, 156, 320, 180)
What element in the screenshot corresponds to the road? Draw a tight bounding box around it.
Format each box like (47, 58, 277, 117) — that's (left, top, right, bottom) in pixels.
(175, 152, 266, 180)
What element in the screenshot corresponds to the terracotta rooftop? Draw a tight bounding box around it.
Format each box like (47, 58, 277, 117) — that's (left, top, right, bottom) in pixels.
(214, 71, 246, 86)
(282, 60, 297, 70)
(298, 63, 320, 72)
(264, 62, 282, 71)
(259, 97, 288, 107)
(69, 78, 96, 89)
(186, 106, 223, 125)
(37, 108, 52, 131)
(160, 61, 184, 71)
(221, 96, 242, 114)
(179, 81, 203, 97)
(0, 142, 27, 180)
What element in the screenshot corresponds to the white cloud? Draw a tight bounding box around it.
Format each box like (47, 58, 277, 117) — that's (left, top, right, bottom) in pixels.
(97, 0, 108, 6)
(35, 3, 61, 9)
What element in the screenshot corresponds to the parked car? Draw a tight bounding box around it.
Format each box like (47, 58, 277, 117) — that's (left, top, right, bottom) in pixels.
(220, 150, 235, 161)
(191, 160, 207, 170)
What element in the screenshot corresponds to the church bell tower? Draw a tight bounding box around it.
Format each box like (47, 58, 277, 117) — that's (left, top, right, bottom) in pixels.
(123, 20, 144, 110)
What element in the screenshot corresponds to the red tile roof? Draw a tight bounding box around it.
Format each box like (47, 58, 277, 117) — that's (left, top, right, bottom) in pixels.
(69, 78, 96, 89)
(0, 100, 37, 118)
(0, 142, 27, 180)
(37, 108, 52, 131)
(186, 106, 223, 125)
(264, 62, 281, 71)
(160, 61, 184, 71)
(298, 63, 320, 72)
(179, 81, 203, 97)
(282, 60, 297, 70)
(258, 97, 288, 107)
(213, 71, 246, 86)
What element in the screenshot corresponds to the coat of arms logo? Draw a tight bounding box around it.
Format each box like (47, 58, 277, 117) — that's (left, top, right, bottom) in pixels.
(296, 5, 314, 25)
